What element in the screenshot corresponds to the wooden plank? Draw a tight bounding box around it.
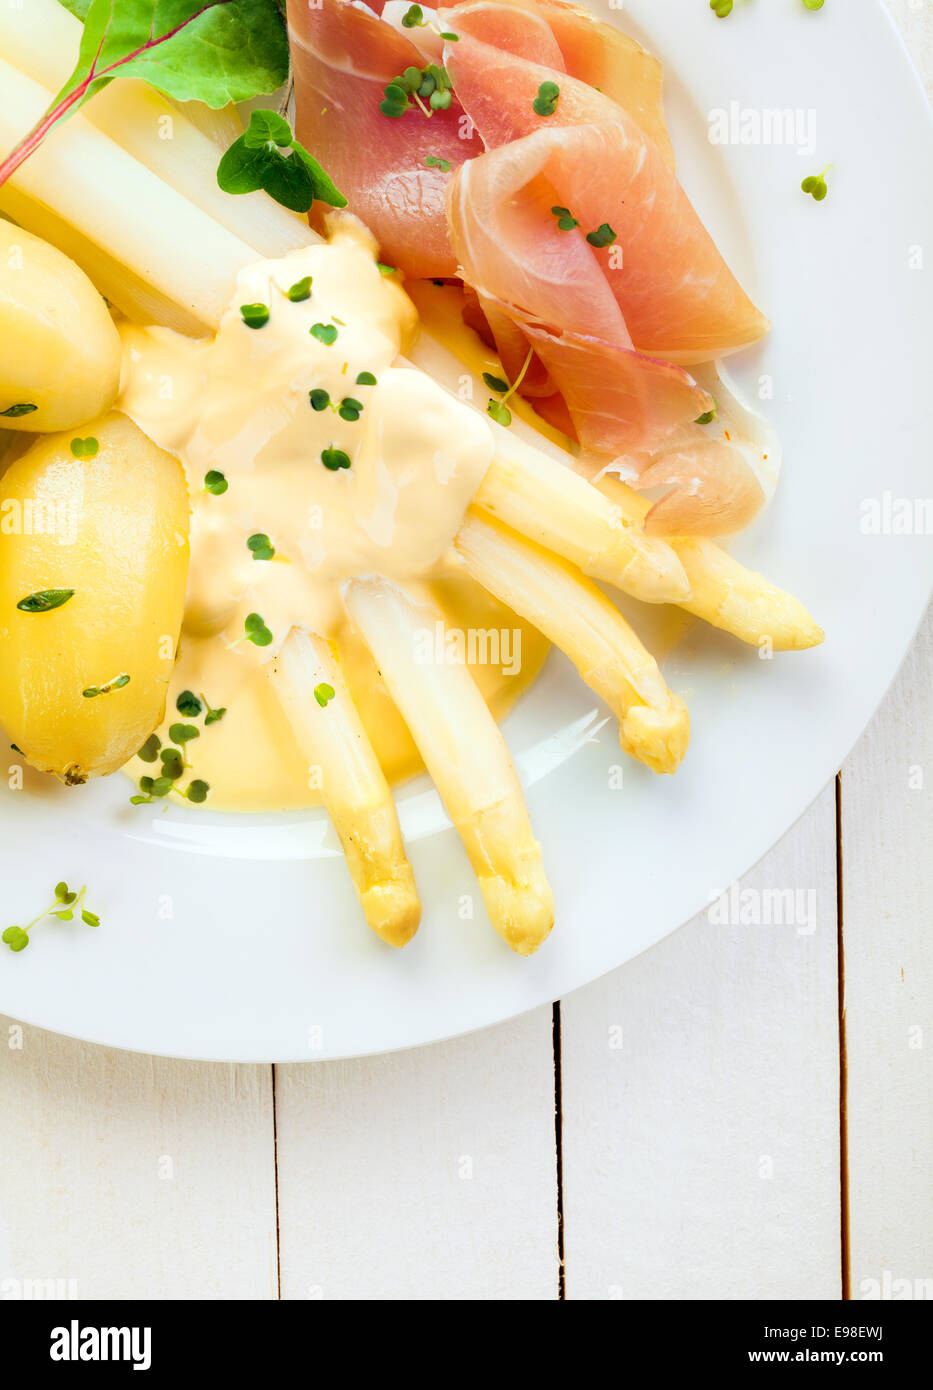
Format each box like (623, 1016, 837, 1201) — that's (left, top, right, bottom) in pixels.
(841, 605, 933, 1300)
(559, 786, 840, 1300)
(0, 1023, 277, 1300)
(274, 1007, 558, 1300)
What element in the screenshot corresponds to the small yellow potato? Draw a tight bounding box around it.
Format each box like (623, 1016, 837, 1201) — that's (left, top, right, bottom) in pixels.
(0, 220, 121, 431)
(0, 412, 190, 782)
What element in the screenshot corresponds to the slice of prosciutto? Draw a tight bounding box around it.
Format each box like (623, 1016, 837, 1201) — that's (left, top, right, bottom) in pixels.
(445, 41, 770, 362)
(443, 0, 675, 166)
(289, 0, 483, 278)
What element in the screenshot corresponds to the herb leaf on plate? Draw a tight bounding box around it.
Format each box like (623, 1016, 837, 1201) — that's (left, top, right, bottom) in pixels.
(217, 108, 347, 213)
(0, 1, 290, 189)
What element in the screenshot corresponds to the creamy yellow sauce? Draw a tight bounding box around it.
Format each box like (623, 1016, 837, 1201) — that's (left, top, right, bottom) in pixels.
(117, 218, 548, 811)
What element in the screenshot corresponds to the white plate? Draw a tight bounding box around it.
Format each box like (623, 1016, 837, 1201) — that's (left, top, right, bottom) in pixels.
(1, 0, 931, 1061)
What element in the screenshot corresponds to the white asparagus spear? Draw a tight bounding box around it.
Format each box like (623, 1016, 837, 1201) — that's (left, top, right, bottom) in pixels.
(0, 60, 257, 331)
(268, 628, 420, 948)
(457, 512, 690, 775)
(0, 0, 309, 259)
(344, 577, 554, 956)
(593, 474, 824, 651)
(476, 429, 690, 604)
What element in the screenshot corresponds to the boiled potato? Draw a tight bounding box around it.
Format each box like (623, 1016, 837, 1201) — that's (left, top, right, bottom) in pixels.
(0, 220, 121, 432)
(0, 412, 190, 782)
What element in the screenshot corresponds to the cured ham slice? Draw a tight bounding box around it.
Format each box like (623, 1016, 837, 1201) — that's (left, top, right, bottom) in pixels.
(445, 52, 769, 362)
(289, 0, 482, 278)
(444, 0, 674, 166)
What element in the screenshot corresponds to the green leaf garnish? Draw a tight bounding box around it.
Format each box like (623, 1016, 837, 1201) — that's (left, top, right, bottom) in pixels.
(159, 749, 184, 781)
(801, 165, 832, 201)
(70, 436, 99, 458)
(586, 223, 617, 249)
(186, 779, 210, 804)
(240, 302, 270, 329)
(401, 4, 426, 26)
(483, 347, 535, 430)
(3, 881, 100, 952)
(286, 276, 313, 302)
(204, 470, 228, 495)
(82, 673, 130, 697)
(176, 690, 203, 718)
(314, 683, 336, 708)
(138, 733, 161, 762)
(425, 155, 451, 172)
(217, 107, 347, 214)
(310, 322, 338, 345)
(355, 371, 378, 386)
(309, 388, 331, 411)
(0, 2, 289, 192)
(244, 612, 273, 647)
(247, 532, 276, 561)
(338, 397, 363, 422)
(17, 588, 74, 613)
(321, 447, 352, 472)
(202, 695, 227, 726)
(169, 723, 200, 745)
(710, 0, 733, 15)
(550, 205, 579, 231)
(532, 80, 560, 116)
(0, 403, 38, 417)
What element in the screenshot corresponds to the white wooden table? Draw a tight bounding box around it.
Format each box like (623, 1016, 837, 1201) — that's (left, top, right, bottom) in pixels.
(1, 1, 930, 1304)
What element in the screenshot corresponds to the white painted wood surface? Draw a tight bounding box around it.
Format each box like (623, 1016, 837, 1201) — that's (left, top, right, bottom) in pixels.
(842, 611, 933, 1300)
(0, 0, 929, 1302)
(275, 1010, 558, 1300)
(560, 785, 842, 1301)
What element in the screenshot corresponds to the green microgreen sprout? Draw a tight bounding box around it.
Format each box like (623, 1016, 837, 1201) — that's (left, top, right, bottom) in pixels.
(204, 470, 228, 495)
(532, 80, 560, 116)
(314, 682, 336, 708)
(551, 205, 579, 231)
(202, 694, 227, 726)
(802, 1, 824, 9)
(309, 388, 331, 411)
(586, 222, 617, 249)
(338, 397, 363, 422)
(160, 747, 184, 780)
(138, 733, 161, 762)
(710, 0, 733, 16)
(169, 723, 200, 746)
(380, 62, 453, 118)
(801, 164, 832, 201)
(2, 881, 100, 952)
(176, 690, 202, 718)
(70, 436, 99, 459)
(400, 4, 459, 40)
(310, 322, 338, 345)
(217, 108, 346, 215)
(16, 588, 74, 613)
(321, 446, 352, 471)
(132, 773, 210, 806)
(247, 532, 276, 561)
(1, 403, 37, 417)
(82, 673, 130, 698)
(356, 371, 378, 386)
(695, 398, 719, 426)
(240, 302, 270, 329)
(425, 155, 451, 172)
(377, 263, 398, 277)
(485, 348, 535, 428)
(286, 276, 313, 302)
